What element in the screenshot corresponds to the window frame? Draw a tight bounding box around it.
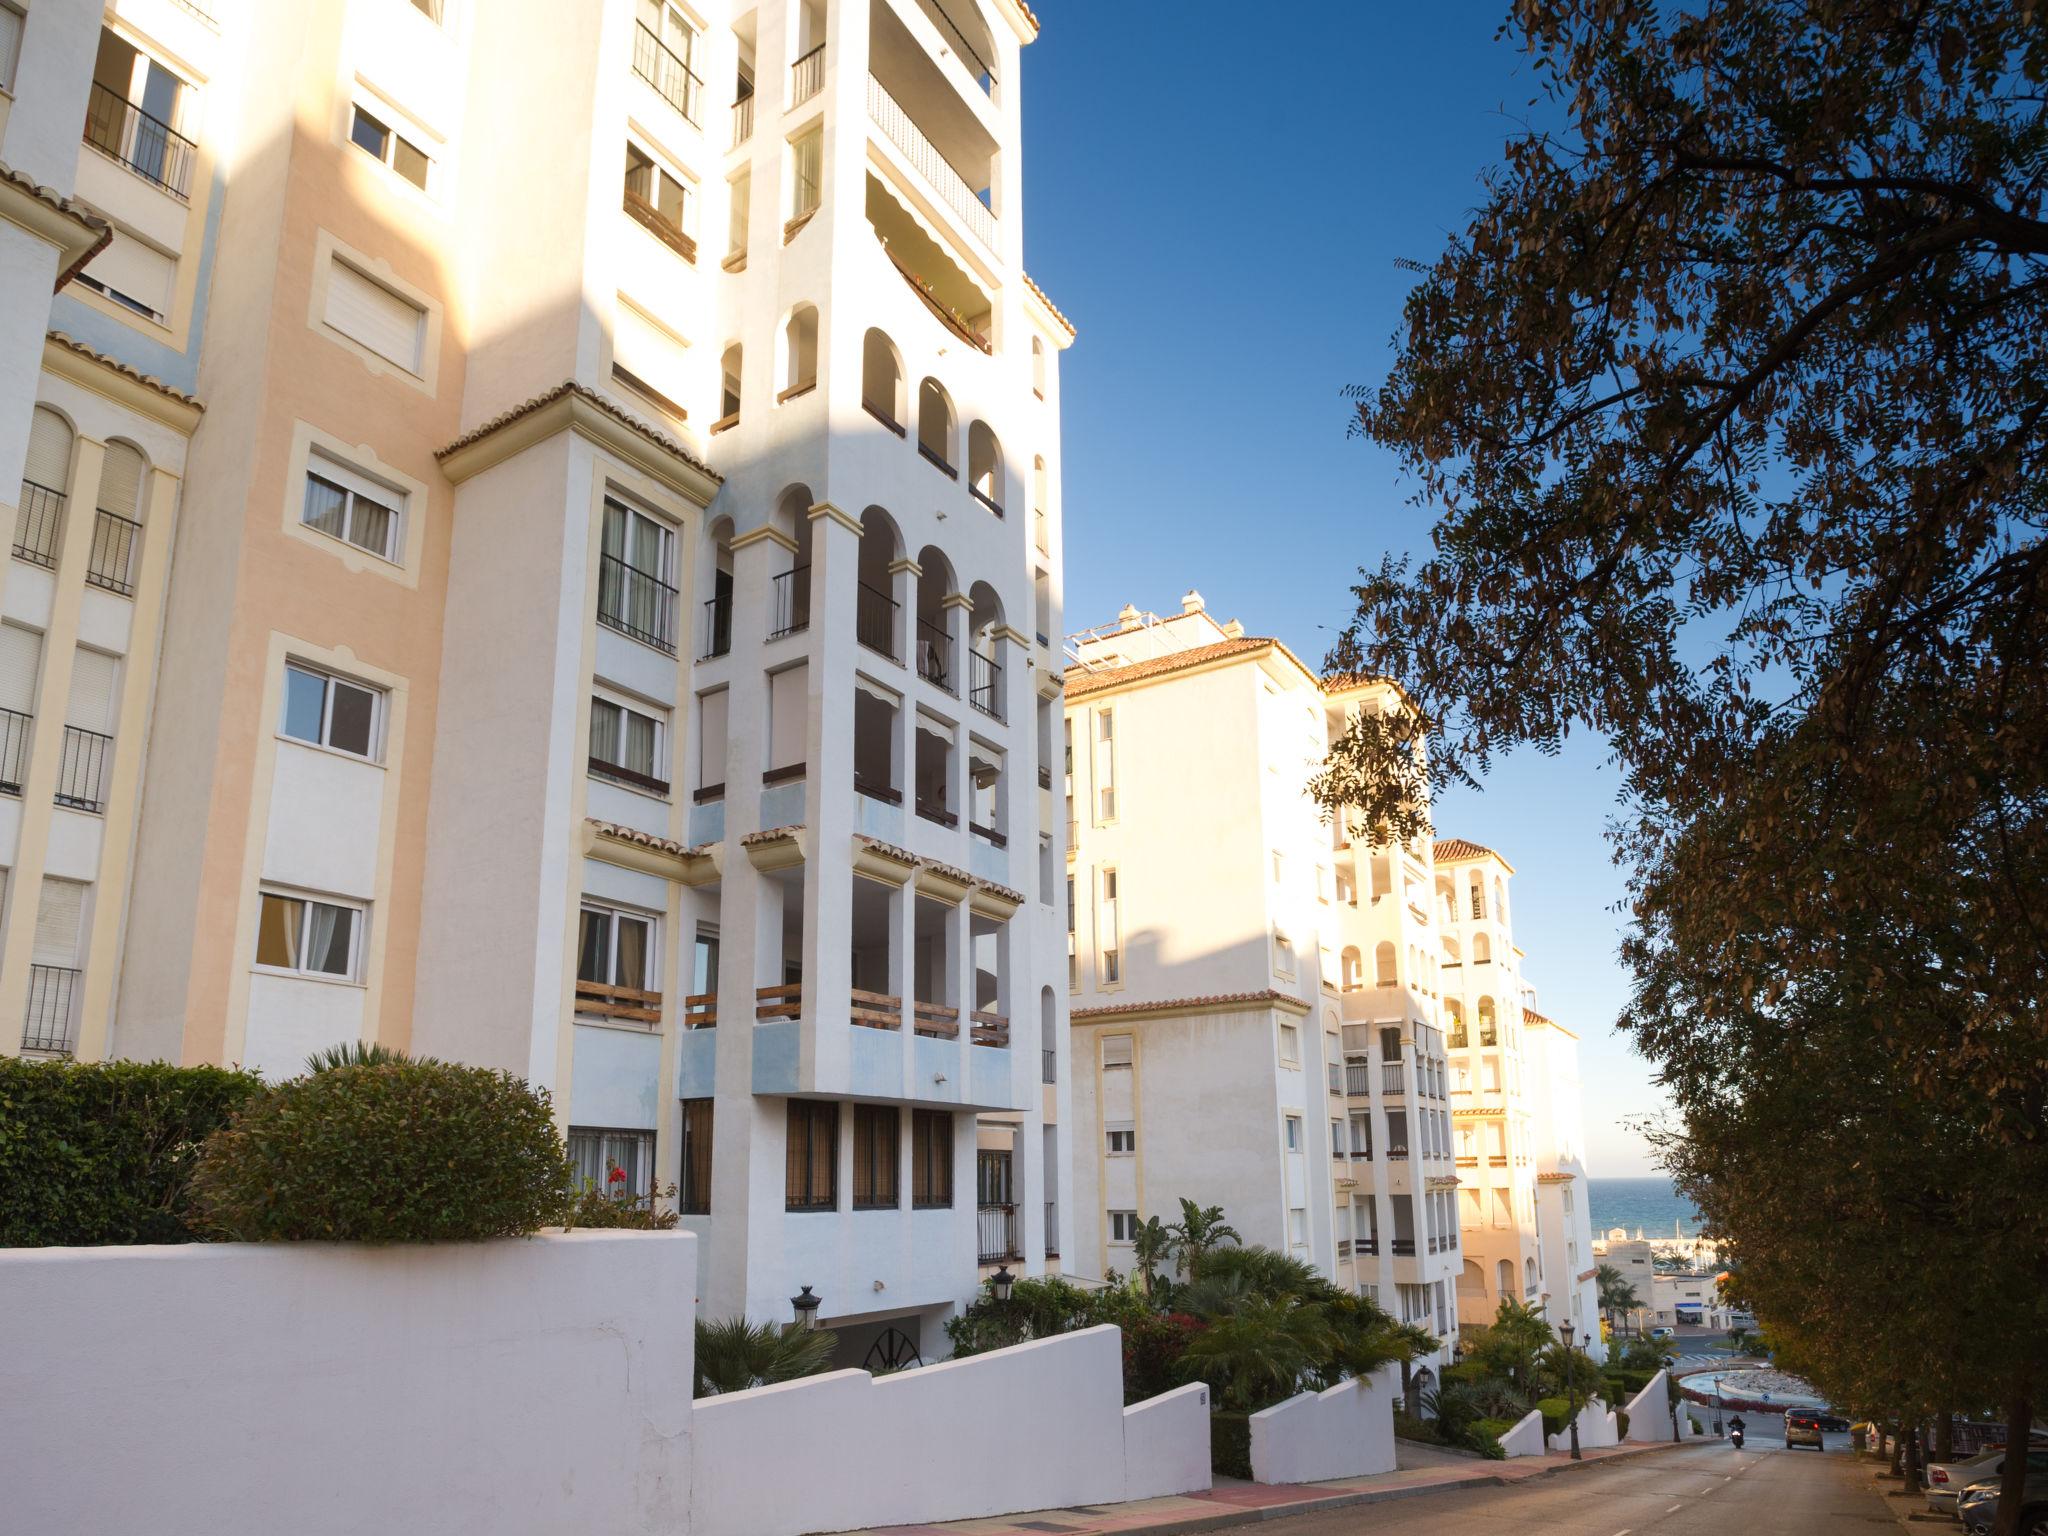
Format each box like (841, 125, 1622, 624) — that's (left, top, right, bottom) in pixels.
(1277, 1019, 1301, 1065)
(1105, 1127, 1134, 1155)
(253, 887, 367, 983)
(910, 1107, 953, 1209)
(576, 900, 659, 997)
(588, 688, 671, 796)
(567, 1125, 656, 1197)
(301, 452, 405, 564)
(348, 102, 432, 192)
(279, 661, 385, 762)
(785, 1099, 839, 1212)
(1283, 1114, 1304, 1153)
(679, 1097, 713, 1214)
(1108, 1209, 1139, 1244)
(624, 138, 694, 257)
(851, 1102, 900, 1211)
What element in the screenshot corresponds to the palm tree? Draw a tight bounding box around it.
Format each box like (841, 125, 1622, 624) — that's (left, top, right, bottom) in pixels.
(1130, 1216, 1174, 1297)
(303, 1040, 412, 1073)
(693, 1318, 837, 1398)
(1597, 1263, 1641, 1337)
(1179, 1295, 1334, 1413)
(1166, 1197, 1241, 1282)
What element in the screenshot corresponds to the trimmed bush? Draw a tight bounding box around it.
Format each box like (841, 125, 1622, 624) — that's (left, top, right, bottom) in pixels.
(564, 1178, 680, 1230)
(1123, 1310, 1204, 1405)
(1470, 1417, 1515, 1458)
(1616, 1408, 1631, 1439)
(189, 1061, 574, 1241)
(1210, 1411, 1253, 1479)
(1441, 1361, 1491, 1386)
(1536, 1395, 1572, 1440)
(0, 1057, 264, 1246)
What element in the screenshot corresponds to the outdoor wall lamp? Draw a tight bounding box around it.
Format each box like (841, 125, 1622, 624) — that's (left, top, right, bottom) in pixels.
(791, 1284, 822, 1331)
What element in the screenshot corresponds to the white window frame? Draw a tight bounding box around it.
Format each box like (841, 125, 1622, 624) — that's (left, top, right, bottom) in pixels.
(1105, 1126, 1134, 1155)
(1274, 929, 1295, 978)
(1108, 1209, 1139, 1244)
(1096, 864, 1120, 990)
(588, 688, 669, 793)
(254, 887, 367, 983)
(1283, 1114, 1303, 1152)
(625, 136, 693, 242)
(1277, 1020, 1300, 1066)
(1093, 707, 1116, 824)
(279, 661, 385, 762)
(1100, 1034, 1133, 1070)
(348, 100, 433, 193)
(578, 900, 659, 996)
(0, 3, 24, 94)
(302, 452, 405, 563)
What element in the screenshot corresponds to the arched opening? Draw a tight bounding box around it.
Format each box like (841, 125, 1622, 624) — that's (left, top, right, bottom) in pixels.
(1478, 997, 1497, 1047)
(1031, 334, 1046, 397)
(701, 515, 735, 658)
(967, 420, 1003, 515)
(1459, 1259, 1486, 1298)
(1525, 1256, 1538, 1296)
(770, 485, 815, 637)
(19, 406, 74, 568)
(914, 544, 956, 693)
(917, 377, 955, 474)
(1494, 876, 1507, 925)
(1040, 985, 1055, 1081)
(1445, 998, 1466, 1048)
(89, 440, 149, 596)
(966, 579, 1003, 720)
(779, 304, 818, 400)
(861, 327, 905, 431)
(1374, 941, 1397, 988)
(856, 507, 901, 661)
(1473, 933, 1491, 965)
(1340, 946, 1362, 991)
(716, 344, 742, 429)
(1497, 1259, 1515, 1297)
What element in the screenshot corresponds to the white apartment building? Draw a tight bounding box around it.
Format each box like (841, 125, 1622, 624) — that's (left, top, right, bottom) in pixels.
(1524, 1008, 1603, 1356)
(1, 0, 1071, 1367)
(1063, 595, 1463, 1365)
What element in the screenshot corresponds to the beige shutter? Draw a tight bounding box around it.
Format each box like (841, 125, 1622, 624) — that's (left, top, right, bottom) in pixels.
(67, 648, 118, 733)
(82, 231, 176, 320)
(0, 624, 42, 715)
(97, 442, 147, 520)
(32, 877, 84, 966)
(324, 259, 424, 372)
(25, 408, 72, 493)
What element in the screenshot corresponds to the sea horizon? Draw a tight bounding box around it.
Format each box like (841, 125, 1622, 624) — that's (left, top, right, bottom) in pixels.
(1588, 1174, 1706, 1239)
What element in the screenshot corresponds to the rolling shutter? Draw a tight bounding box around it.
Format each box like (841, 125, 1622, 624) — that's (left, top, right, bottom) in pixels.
(97, 442, 146, 519)
(32, 878, 84, 966)
(67, 648, 118, 733)
(83, 231, 176, 321)
(0, 625, 42, 715)
(25, 408, 72, 493)
(324, 258, 424, 372)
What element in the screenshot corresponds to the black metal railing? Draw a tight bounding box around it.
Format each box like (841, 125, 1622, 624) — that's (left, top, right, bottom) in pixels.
(701, 593, 733, 659)
(1480, 1027, 1498, 1046)
(969, 483, 1003, 518)
(857, 580, 898, 659)
(1391, 1236, 1416, 1257)
(769, 564, 811, 639)
(589, 755, 671, 797)
(915, 793, 955, 827)
(790, 42, 825, 105)
(83, 82, 196, 200)
(976, 1202, 1018, 1263)
(1044, 1201, 1058, 1258)
(853, 771, 901, 805)
(1037, 765, 1051, 789)
(22, 965, 80, 1054)
(969, 820, 1006, 847)
(909, 0, 995, 89)
(1356, 1236, 1379, 1255)
(87, 509, 142, 596)
(1042, 1047, 1056, 1084)
(14, 481, 65, 568)
(1383, 1064, 1405, 1094)
(918, 441, 957, 479)
(632, 22, 703, 124)
(968, 649, 1001, 719)
(597, 553, 678, 654)
(57, 726, 112, 813)
(0, 707, 31, 795)
(916, 616, 952, 691)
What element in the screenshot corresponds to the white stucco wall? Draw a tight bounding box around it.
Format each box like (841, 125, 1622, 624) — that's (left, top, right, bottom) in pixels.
(1625, 1368, 1676, 1442)
(689, 1325, 1207, 1536)
(1548, 1396, 1621, 1452)
(1, 1232, 697, 1536)
(1499, 1406, 1548, 1457)
(1246, 1366, 1398, 1485)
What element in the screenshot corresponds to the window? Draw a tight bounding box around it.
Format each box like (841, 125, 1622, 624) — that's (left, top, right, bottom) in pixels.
(785, 1100, 838, 1211)
(302, 454, 402, 562)
(324, 257, 426, 374)
(679, 1098, 713, 1213)
(280, 663, 381, 760)
(1284, 1114, 1303, 1152)
(589, 692, 668, 794)
(1065, 873, 1078, 991)
(0, 4, 22, 93)
(852, 1103, 900, 1210)
(1330, 1118, 1345, 1155)
(1093, 708, 1116, 821)
(255, 890, 363, 980)
(624, 142, 693, 257)
(1272, 850, 1285, 883)
(789, 128, 822, 224)
(598, 497, 678, 652)
(409, 0, 444, 20)
(1274, 930, 1295, 977)
(1288, 1207, 1308, 1250)
(1101, 1034, 1132, 1069)
(1097, 866, 1120, 986)
(1470, 880, 1485, 920)
(1108, 1210, 1140, 1244)
(577, 902, 655, 995)
(911, 1108, 952, 1208)
(568, 1126, 655, 1197)
(1278, 1020, 1300, 1065)
(77, 231, 175, 324)
(1106, 1128, 1134, 1154)
(726, 172, 750, 265)
(349, 104, 430, 190)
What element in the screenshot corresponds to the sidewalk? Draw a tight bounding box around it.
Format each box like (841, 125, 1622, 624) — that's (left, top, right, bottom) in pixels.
(849, 1439, 1698, 1536)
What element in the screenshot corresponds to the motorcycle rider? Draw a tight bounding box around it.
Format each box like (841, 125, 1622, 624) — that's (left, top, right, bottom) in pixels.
(1728, 1415, 1746, 1448)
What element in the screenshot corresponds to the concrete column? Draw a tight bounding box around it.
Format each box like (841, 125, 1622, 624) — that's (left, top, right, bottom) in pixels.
(800, 502, 863, 1089)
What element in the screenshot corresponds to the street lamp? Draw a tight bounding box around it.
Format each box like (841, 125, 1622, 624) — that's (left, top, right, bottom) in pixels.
(990, 1265, 1015, 1303)
(791, 1284, 822, 1332)
(1558, 1319, 1583, 1461)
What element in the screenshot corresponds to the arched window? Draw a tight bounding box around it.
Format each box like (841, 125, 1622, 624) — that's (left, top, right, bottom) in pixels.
(914, 544, 957, 692)
(1031, 335, 1046, 397)
(917, 378, 955, 474)
(703, 516, 735, 658)
(1032, 455, 1049, 553)
(1444, 999, 1466, 1048)
(1478, 997, 1497, 1046)
(1497, 1259, 1514, 1296)
(1494, 876, 1507, 925)
(1469, 876, 1486, 920)
(856, 507, 902, 661)
(967, 421, 1002, 514)
(861, 328, 905, 431)
(717, 344, 742, 428)
(779, 304, 818, 400)
(770, 484, 815, 635)
(19, 407, 73, 569)
(1340, 945, 1362, 991)
(966, 580, 1003, 720)
(89, 440, 148, 596)
(1525, 1256, 1538, 1292)
(1374, 941, 1397, 988)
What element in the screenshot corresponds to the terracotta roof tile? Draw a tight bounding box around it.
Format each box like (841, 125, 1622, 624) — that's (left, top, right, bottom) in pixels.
(1064, 636, 1274, 699)
(435, 380, 721, 482)
(1522, 1006, 1554, 1025)
(855, 835, 919, 867)
(741, 823, 803, 845)
(1072, 988, 1304, 1022)
(587, 818, 707, 859)
(46, 332, 204, 412)
(1, 163, 111, 286)
(1022, 272, 1073, 337)
(976, 876, 1026, 906)
(1432, 836, 1514, 872)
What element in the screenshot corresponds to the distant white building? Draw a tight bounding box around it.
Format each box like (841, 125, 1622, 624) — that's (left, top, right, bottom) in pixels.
(1523, 1010, 1603, 1356)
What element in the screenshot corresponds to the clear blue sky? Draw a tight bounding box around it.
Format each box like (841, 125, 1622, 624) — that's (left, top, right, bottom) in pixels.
(1022, 6, 1666, 1176)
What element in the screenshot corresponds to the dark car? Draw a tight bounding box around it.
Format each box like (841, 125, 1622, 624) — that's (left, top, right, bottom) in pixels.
(1809, 1410, 1850, 1433)
(1958, 1468, 2048, 1536)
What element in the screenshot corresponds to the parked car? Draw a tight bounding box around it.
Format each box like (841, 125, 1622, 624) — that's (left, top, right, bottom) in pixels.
(1650, 1326, 1676, 1340)
(1958, 1468, 2048, 1536)
(1784, 1408, 1826, 1450)
(1809, 1409, 1850, 1433)
(1933, 1449, 2048, 1518)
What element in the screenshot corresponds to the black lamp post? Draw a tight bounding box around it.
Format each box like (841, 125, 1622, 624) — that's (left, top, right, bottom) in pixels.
(1559, 1319, 1584, 1460)
(990, 1265, 1016, 1303)
(791, 1284, 822, 1332)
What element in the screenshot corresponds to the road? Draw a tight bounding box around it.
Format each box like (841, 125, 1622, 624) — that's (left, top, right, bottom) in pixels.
(1213, 1441, 1896, 1536)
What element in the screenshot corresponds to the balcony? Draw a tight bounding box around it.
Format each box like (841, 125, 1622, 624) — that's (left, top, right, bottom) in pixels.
(1382, 1064, 1405, 1094)
(913, 999, 958, 1037)
(87, 510, 141, 596)
(730, 93, 754, 149)
(1345, 1061, 1371, 1096)
(56, 727, 112, 814)
(791, 42, 826, 106)
(83, 83, 195, 201)
(850, 987, 902, 1031)
(967, 649, 1001, 720)
(683, 993, 717, 1028)
(1041, 1047, 1055, 1084)
(701, 593, 733, 659)
(969, 1009, 1008, 1047)
(589, 754, 670, 799)
(632, 22, 703, 126)
(857, 580, 899, 660)
(1391, 1236, 1416, 1257)
(598, 553, 678, 654)
(1044, 1201, 1058, 1258)
(21, 965, 80, 1055)
(977, 1202, 1019, 1263)
(574, 979, 662, 1025)
(1356, 1236, 1379, 1256)
(14, 482, 64, 568)
(756, 983, 802, 1022)
(968, 820, 1005, 849)
(867, 74, 996, 251)
(905, 0, 995, 93)
(770, 565, 811, 639)
(0, 708, 30, 795)
(917, 617, 954, 693)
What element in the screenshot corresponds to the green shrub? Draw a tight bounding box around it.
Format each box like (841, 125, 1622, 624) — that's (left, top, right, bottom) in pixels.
(564, 1178, 680, 1230)
(1210, 1411, 1252, 1479)
(1468, 1418, 1514, 1458)
(1537, 1395, 1572, 1440)
(1441, 1361, 1491, 1386)
(188, 1061, 574, 1241)
(1123, 1311, 1204, 1405)
(0, 1057, 264, 1246)
(1616, 1408, 1631, 1439)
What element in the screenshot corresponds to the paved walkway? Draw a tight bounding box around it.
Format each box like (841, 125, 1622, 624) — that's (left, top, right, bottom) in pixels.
(847, 1438, 1694, 1536)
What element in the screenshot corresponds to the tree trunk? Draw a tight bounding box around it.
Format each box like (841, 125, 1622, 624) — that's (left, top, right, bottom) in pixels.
(1888, 1420, 1905, 1475)
(1933, 1409, 1953, 1464)
(1902, 1424, 1920, 1492)
(1993, 1393, 2035, 1536)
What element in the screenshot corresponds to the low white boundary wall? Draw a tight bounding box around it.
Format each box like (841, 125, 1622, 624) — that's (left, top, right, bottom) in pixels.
(689, 1324, 1210, 1536)
(1546, 1397, 1621, 1453)
(1246, 1365, 1398, 1485)
(1499, 1407, 1548, 1457)
(1, 1232, 697, 1536)
(1626, 1369, 1676, 1442)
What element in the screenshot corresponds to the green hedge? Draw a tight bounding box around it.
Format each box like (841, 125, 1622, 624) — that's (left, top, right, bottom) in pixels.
(0, 1057, 264, 1246)
(1537, 1395, 1571, 1440)
(189, 1061, 574, 1241)
(1211, 1412, 1252, 1479)
(1469, 1417, 1514, 1458)
(1616, 1408, 1631, 1439)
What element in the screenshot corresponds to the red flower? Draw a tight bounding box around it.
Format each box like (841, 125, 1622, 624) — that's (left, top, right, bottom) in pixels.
(607, 1166, 627, 1184)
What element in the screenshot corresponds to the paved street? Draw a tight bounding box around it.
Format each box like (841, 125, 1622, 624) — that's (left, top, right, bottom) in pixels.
(1211, 1442, 1894, 1535)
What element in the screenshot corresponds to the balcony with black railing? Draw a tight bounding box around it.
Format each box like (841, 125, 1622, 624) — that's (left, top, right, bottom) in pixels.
(22, 965, 80, 1055)
(968, 649, 1001, 720)
(56, 726, 112, 814)
(83, 82, 196, 200)
(632, 22, 703, 125)
(0, 707, 31, 796)
(976, 1202, 1019, 1263)
(87, 509, 142, 596)
(857, 580, 899, 660)
(598, 553, 678, 654)
(906, 0, 996, 93)
(770, 564, 811, 639)
(701, 593, 733, 659)
(15, 482, 65, 568)
(1044, 1200, 1058, 1259)
(916, 616, 953, 692)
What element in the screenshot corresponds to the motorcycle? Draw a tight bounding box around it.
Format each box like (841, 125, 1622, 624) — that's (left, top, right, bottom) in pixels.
(1729, 1418, 1746, 1450)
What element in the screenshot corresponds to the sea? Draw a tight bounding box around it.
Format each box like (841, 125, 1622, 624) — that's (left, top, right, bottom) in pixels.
(1588, 1176, 1705, 1240)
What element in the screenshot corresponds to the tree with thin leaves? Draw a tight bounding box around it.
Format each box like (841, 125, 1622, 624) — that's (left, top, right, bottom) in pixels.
(1166, 1197, 1241, 1282)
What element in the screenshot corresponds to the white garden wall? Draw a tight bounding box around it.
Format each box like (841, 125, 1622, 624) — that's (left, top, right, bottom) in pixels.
(1246, 1366, 1398, 1485)
(1626, 1369, 1676, 1442)
(1, 1232, 696, 1536)
(1499, 1406, 1548, 1457)
(689, 1325, 1209, 1536)
(1547, 1397, 1621, 1453)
